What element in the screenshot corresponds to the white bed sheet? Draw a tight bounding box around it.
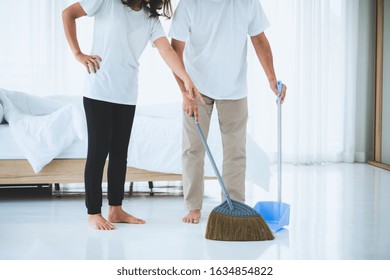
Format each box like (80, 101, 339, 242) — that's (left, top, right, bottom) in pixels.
(0, 124, 86, 159)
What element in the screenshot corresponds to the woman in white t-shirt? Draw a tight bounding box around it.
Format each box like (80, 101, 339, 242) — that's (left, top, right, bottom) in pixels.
(63, 0, 204, 230)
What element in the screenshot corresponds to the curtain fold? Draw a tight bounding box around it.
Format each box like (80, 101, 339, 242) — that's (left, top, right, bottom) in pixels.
(247, 0, 374, 164)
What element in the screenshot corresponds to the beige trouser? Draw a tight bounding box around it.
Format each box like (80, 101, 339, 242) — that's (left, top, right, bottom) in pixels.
(182, 95, 248, 210)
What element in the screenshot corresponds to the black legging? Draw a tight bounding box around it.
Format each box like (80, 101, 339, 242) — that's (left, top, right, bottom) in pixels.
(83, 97, 136, 215)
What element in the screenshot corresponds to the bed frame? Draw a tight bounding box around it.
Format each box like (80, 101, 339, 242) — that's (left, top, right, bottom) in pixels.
(0, 159, 183, 194)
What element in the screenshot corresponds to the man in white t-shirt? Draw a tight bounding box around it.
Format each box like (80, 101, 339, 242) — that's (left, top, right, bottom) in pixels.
(169, 0, 287, 223)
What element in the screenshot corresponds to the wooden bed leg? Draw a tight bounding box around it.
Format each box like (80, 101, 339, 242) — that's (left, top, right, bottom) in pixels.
(148, 181, 154, 196)
(54, 183, 61, 198)
(129, 182, 134, 196)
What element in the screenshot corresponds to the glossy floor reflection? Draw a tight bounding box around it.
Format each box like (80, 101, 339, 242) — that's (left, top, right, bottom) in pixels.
(0, 163, 389, 260)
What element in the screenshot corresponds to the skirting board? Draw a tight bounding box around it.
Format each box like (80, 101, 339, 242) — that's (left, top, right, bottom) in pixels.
(368, 161, 390, 172)
(0, 159, 183, 185)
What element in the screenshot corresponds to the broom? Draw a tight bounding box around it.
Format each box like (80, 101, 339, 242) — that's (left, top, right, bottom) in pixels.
(194, 119, 274, 241)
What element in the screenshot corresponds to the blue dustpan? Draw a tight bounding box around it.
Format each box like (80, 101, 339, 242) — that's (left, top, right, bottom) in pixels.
(254, 201, 290, 233)
(255, 81, 290, 232)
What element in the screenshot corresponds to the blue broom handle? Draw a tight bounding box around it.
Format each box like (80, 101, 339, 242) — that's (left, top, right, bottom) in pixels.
(194, 120, 234, 210)
(277, 81, 283, 205)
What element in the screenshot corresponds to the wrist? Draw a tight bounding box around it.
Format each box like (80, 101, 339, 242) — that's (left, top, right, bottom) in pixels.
(268, 77, 277, 84)
(182, 74, 191, 85)
(73, 50, 82, 58)
(181, 90, 190, 98)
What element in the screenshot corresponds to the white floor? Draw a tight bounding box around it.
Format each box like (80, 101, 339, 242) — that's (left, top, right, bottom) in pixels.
(0, 163, 389, 260)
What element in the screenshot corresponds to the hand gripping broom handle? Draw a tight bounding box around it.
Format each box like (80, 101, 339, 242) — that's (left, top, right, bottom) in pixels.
(194, 120, 234, 210)
(277, 81, 283, 205)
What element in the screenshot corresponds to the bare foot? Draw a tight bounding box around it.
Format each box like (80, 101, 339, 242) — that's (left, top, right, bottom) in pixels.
(183, 210, 201, 224)
(108, 206, 145, 224)
(88, 214, 115, 230)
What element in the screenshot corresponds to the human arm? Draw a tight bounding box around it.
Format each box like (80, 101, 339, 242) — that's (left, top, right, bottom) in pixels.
(251, 32, 287, 102)
(62, 2, 102, 73)
(170, 39, 202, 122)
(154, 37, 205, 122)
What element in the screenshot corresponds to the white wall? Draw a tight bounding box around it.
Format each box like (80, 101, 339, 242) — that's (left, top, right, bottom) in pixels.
(355, 0, 376, 162)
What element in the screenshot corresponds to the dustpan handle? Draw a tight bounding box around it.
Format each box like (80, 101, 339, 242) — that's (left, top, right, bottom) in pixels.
(194, 119, 234, 210)
(277, 81, 283, 205)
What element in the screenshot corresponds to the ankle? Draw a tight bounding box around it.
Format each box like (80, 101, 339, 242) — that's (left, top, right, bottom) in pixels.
(109, 205, 122, 211)
(109, 205, 125, 216)
(88, 213, 102, 217)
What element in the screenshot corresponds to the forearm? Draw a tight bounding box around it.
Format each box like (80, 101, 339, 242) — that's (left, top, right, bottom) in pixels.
(170, 51, 187, 95)
(251, 33, 277, 83)
(62, 4, 85, 56)
(171, 50, 187, 95)
(159, 46, 191, 86)
(169, 39, 188, 95)
(63, 19, 81, 56)
(174, 74, 188, 97)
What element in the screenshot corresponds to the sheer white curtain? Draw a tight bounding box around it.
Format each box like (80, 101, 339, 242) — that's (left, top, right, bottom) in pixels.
(0, 0, 92, 96)
(0, 0, 179, 102)
(0, 0, 375, 164)
(247, 0, 375, 164)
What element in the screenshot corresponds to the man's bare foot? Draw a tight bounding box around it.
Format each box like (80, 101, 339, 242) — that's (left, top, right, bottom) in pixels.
(88, 214, 115, 230)
(108, 206, 145, 224)
(183, 210, 201, 224)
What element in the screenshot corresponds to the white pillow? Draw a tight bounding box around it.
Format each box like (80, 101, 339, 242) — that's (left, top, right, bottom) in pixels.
(0, 103, 4, 123)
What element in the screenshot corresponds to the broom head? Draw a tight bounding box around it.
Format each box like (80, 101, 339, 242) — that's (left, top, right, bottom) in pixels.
(206, 199, 274, 241)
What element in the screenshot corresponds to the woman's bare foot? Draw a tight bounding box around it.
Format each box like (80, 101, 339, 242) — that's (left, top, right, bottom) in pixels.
(108, 206, 145, 224)
(88, 214, 115, 230)
(183, 210, 201, 224)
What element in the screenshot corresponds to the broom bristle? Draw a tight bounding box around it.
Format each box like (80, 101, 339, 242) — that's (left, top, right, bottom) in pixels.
(206, 210, 274, 241)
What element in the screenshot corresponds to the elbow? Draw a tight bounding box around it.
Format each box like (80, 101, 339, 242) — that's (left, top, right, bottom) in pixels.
(171, 41, 177, 52)
(171, 39, 184, 55)
(62, 8, 71, 23)
(161, 46, 176, 59)
(62, 6, 78, 23)
(251, 32, 268, 45)
(171, 39, 176, 48)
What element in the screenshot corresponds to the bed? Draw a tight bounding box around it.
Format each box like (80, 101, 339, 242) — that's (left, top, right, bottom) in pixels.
(0, 140, 181, 185)
(0, 89, 270, 192)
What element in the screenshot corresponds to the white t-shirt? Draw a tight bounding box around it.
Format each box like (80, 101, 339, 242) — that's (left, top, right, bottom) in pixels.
(169, 0, 270, 100)
(79, 0, 165, 105)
